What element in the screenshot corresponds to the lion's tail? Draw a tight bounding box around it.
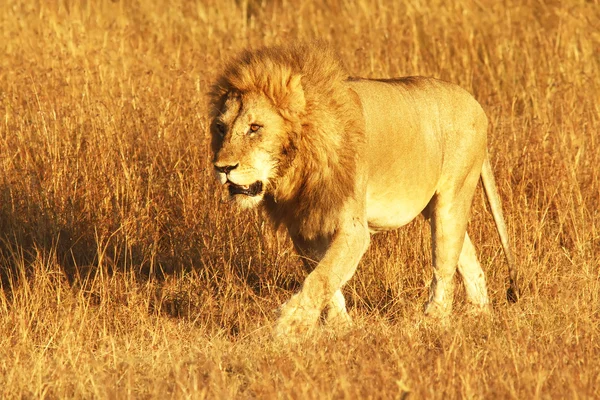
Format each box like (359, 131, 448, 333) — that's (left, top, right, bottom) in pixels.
(480, 154, 519, 303)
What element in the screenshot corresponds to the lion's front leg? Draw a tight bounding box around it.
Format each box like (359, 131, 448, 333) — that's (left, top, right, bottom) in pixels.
(274, 222, 369, 339)
(324, 289, 353, 327)
(274, 272, 329, 337)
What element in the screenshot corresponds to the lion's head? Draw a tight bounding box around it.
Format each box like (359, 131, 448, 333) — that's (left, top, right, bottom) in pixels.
(208, 43, 365, 237)
(208, 60, 305, 208)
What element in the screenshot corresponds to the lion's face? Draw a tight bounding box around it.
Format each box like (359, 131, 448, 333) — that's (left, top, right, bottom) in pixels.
(211, 91, 287, 208)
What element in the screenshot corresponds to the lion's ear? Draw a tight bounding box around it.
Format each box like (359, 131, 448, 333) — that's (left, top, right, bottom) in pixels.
(284, 74, 306, 116)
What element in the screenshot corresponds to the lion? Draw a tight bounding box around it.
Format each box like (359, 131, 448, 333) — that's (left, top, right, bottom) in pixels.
(208, 43, 519, 337)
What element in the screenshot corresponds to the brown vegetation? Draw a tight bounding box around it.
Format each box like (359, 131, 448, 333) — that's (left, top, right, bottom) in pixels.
(0, 0, 598, 398)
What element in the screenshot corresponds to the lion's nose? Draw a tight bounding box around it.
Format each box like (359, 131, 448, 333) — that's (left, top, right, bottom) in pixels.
(214, 163, 239, 175)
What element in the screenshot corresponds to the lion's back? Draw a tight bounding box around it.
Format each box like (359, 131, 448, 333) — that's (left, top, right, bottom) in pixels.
(347, 76, 488, 157)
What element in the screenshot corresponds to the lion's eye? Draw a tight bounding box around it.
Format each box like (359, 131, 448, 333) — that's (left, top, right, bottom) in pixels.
(249, 124, 262, 134)
(215, 123, 226, 136)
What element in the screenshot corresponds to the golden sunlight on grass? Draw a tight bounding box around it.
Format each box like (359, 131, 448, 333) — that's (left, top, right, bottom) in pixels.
(0, 0, 598, 398)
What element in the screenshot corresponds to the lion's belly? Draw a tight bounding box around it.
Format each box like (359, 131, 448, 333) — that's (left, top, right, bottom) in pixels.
(363, 125, 441, 232)
(365, 183, 435, 232)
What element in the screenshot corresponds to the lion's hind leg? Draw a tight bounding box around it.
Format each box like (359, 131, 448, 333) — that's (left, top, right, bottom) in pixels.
(457, 232, 490, 312)
(425, 169, 482, 318)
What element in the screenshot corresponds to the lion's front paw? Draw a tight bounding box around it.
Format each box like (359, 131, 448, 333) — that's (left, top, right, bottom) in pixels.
(464, 302, 492, 317)
(324, 306, 353, 329)
(273, 294, 321, 340)
(424, 300, 452, 319)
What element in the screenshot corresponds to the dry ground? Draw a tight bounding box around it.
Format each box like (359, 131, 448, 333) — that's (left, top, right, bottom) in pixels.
(1, 0, 599, 398)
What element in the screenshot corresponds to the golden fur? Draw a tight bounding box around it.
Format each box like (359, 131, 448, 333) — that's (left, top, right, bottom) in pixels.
(209, 43, 518, 337)
(209, 43, 364, 239)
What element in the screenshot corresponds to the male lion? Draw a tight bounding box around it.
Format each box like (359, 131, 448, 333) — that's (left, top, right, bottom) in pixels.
(208, 43, 519, 337)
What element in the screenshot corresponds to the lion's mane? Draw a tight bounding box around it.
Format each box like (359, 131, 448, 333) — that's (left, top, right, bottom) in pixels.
(209, 43, 365, 239)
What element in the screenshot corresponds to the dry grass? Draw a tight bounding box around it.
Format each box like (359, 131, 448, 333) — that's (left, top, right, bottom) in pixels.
(1, 0, 599, 398)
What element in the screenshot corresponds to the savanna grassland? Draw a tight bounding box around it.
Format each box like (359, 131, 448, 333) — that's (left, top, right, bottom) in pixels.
(1, 0, 599, 398)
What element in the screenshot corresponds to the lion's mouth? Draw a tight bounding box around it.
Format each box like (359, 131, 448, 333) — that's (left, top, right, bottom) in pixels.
(228, 181, 263, 197)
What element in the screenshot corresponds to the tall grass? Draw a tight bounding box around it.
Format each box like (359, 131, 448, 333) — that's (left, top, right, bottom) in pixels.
(0, 0, 598, 398)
